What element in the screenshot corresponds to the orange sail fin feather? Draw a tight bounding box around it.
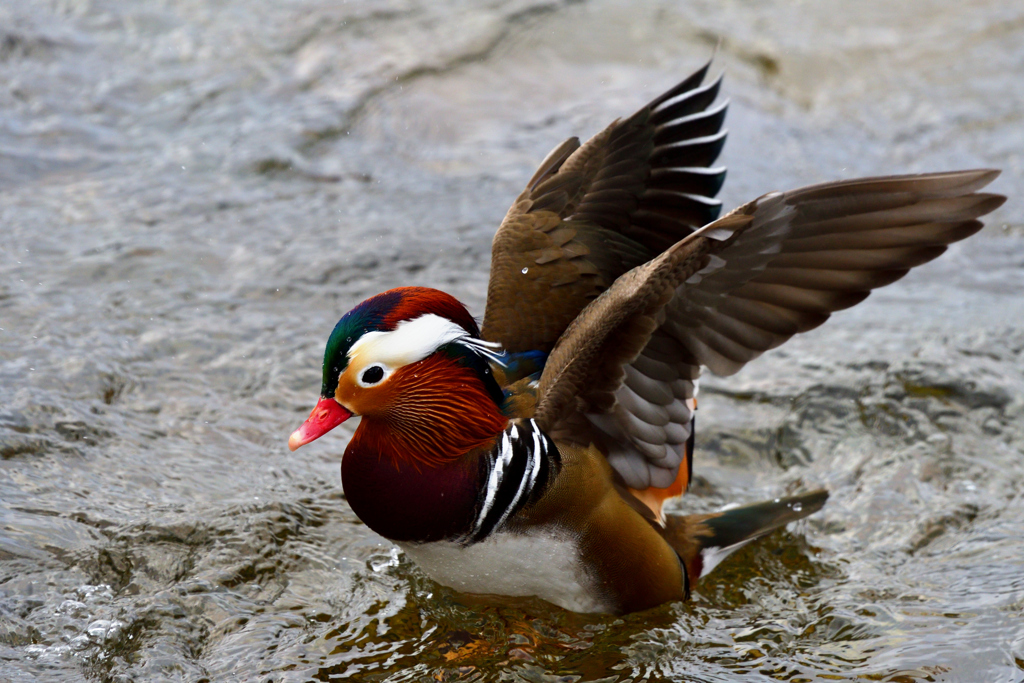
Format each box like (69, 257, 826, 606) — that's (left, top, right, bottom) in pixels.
(289, 60, 1005, 614)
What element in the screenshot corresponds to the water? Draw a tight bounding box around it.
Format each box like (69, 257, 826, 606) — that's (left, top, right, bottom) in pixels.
(1, 0, 1022, 680)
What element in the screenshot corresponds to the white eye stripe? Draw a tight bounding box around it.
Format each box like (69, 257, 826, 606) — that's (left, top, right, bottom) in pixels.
(347, 313, 480, 369)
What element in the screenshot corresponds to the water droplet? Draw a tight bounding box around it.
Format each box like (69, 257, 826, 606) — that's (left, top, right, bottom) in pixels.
(792, 503, 802, 512)
(521, 267, 529, 274)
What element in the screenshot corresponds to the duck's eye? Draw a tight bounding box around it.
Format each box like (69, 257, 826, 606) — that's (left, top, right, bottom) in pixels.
(360, 365, 386, 386)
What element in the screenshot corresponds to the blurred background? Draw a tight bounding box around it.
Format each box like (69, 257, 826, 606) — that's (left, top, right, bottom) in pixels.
(1, 0, 1022, 680)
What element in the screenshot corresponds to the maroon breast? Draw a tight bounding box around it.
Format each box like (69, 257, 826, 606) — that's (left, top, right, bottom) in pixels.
(341, 439, 485, 543)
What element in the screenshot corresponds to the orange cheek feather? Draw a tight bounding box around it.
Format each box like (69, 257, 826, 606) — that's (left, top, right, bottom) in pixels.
(344, 355, 509, 468)
(334, 364, 405, 419)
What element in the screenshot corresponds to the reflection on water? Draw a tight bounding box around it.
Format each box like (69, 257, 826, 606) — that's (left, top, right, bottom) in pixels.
(1, 0, 1022, 680)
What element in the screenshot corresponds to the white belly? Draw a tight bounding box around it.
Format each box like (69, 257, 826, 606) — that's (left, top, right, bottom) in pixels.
(398, 529, 610, 613)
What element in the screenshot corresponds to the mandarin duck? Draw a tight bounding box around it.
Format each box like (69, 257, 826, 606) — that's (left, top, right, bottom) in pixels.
(288, 61, 1005, 614)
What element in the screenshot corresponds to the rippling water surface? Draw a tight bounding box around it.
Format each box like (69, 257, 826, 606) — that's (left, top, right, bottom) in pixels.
(1, 1, 1022, 681)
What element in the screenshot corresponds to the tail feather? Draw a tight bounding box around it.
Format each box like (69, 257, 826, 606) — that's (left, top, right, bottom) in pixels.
(664, 489, 828, 589)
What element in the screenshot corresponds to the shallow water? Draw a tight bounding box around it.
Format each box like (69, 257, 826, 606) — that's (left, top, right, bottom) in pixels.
(1, 0, 1022, 681)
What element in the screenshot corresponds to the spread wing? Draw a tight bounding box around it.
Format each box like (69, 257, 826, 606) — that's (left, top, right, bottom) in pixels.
(534, 170, 1005, 489)
(481, 60, 728, 353)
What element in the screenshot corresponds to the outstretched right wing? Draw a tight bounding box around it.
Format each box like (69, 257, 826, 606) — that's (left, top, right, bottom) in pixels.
(482, 60, 728, 354)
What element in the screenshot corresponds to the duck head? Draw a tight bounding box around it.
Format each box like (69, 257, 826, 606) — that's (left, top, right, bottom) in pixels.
(289, 287, 508, 466)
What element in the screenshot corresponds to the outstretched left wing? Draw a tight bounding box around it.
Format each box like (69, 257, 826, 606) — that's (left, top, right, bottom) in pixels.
(534, 170, 1005, 491)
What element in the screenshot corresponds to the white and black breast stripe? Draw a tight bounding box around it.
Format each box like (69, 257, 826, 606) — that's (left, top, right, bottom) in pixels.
(465, 420, 558, 544)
